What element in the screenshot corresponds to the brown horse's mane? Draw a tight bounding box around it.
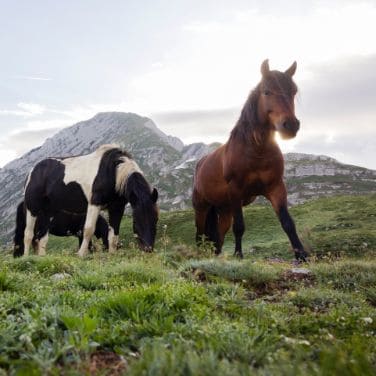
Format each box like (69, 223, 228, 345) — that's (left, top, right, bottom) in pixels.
(230, 85, 264, 145)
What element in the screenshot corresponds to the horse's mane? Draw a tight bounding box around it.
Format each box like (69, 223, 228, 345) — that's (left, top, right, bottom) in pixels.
(95, 144, 122, 154)
(125, 172, 152, 203)
(230, 85, 265, 145)
(112, 150, 141, 194)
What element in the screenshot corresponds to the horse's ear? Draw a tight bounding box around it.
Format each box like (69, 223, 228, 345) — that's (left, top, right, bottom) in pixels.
(260, 59, 270, 76)
(285, 61, 297, 77)
(151, 188, 158, 203)
(129, 191, 137, 206)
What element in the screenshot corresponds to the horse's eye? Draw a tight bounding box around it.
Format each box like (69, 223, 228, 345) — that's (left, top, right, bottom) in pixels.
(263, 90, 271, 96)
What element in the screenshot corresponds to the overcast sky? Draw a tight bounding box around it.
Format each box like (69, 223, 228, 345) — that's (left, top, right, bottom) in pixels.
(1, 0, 375, 169)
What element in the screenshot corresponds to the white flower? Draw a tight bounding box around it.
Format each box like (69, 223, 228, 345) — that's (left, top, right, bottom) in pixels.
(362, 317, 373, 324)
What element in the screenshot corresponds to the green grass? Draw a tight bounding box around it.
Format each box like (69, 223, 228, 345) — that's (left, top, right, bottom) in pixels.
(0, 195, 375, 375)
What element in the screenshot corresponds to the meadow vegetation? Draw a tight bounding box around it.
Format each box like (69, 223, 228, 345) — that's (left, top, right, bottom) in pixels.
(0, 195, 375, 375)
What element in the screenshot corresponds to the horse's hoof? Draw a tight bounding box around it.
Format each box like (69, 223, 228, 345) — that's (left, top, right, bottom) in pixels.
(234, 251, 244, 259)
(141, 246, 153, 253)
(294, 249, 308, 263)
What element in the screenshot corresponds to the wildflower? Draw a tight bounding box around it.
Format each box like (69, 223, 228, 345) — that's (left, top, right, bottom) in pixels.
(362, 317, 373, 324)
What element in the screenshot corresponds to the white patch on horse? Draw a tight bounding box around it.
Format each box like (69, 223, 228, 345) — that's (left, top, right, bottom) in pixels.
(24, 210, 36, 256)
(38, 233, 49, 256)
(115, 157, 142, 194)
(62, 150, 106, 202)
(78, 204, 100, 257)
(24, 170, 33, 193)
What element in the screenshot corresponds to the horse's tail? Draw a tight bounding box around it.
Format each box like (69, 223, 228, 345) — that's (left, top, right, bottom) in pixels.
(205, 206, 220, 251)
(13, 201, 26, 257)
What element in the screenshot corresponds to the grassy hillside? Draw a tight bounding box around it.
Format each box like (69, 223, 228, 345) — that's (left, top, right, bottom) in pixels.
(46, 194, 376, 260)
(0, 195, 375, 375)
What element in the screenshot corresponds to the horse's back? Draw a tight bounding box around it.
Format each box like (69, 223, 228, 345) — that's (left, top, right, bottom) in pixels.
(25, 157, 88, 214)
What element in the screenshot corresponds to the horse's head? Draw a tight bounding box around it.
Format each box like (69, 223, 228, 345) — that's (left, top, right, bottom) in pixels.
(257, 59, 300, 140)
(129, 186, 159, 252)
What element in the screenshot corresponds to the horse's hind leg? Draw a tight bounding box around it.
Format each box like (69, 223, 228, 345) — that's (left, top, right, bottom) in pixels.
(217, 210, 232, 255)
(14, 202, 26, 257)
(35, 212, 50, 256)
(232, 205, 245, 258)
(204, 206, 221, 252)
(24, 210, 37, 256)
(194, 207, 209, 246)
(37, 233, 49, 256)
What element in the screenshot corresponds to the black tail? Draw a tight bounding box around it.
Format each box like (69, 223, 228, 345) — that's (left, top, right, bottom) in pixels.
(204, 206, 220, 253)
(13, 202, 26, 257)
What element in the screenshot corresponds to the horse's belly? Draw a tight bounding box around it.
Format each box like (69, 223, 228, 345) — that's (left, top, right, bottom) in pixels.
(244, 180, 266, 197)
(198, 179, 230, 207)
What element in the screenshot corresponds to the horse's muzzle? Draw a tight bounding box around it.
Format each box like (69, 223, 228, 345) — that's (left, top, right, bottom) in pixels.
(276, 118, 300, 139)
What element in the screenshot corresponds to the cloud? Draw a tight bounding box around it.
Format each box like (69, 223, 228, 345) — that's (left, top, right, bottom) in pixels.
(17, 103, 45, 116)
(282, 132, 376, 171)
(25, 119, 72, 131)
(300, 54, 376, 121)
(151, 107, 239, 144)
(13, 75, 51, 81)
(0, 128, 61, 162)
(0, 102, 46, 117)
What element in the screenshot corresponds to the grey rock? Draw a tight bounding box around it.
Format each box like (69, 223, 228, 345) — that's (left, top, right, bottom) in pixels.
(51, 273, 71, 281)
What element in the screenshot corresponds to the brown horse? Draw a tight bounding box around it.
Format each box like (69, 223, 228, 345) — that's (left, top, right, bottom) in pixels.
(192, 59, 307, 261)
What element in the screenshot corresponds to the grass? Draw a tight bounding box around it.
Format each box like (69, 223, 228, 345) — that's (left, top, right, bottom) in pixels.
(0, 195, 375, 375)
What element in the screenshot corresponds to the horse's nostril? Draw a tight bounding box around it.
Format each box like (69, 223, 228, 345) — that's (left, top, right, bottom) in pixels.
(282, 120, 299, 133)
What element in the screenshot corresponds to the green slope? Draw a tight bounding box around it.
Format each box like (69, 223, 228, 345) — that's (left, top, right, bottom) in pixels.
(0, 195, 375, 374)
(45, 194, 376, 260)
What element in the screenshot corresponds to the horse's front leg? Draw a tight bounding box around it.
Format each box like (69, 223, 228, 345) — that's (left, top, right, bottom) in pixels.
(108, 200, 126, 253)
(24, 210, 37, 256)
(267, 182, 308, 262)
(78, 204, 100, 257)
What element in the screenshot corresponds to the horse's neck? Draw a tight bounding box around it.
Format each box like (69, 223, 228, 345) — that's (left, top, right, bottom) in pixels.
(228, 122, 279, 158)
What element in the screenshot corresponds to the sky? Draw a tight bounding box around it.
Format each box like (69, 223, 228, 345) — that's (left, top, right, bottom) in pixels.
(0, 0, 376, 169)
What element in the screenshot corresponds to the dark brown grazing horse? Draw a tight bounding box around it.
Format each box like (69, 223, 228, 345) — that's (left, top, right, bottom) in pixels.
(192, 60, 307, 261)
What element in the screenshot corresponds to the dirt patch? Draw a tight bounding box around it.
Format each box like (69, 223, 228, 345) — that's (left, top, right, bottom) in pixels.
(247, 269, 315, 300)
(88, 350, 127, 375)
(283, 269, 315, 284)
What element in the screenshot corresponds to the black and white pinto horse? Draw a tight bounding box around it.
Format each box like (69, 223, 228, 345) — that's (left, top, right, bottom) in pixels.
(14, 201, 109, 257)
(20, 144, 159, 257)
